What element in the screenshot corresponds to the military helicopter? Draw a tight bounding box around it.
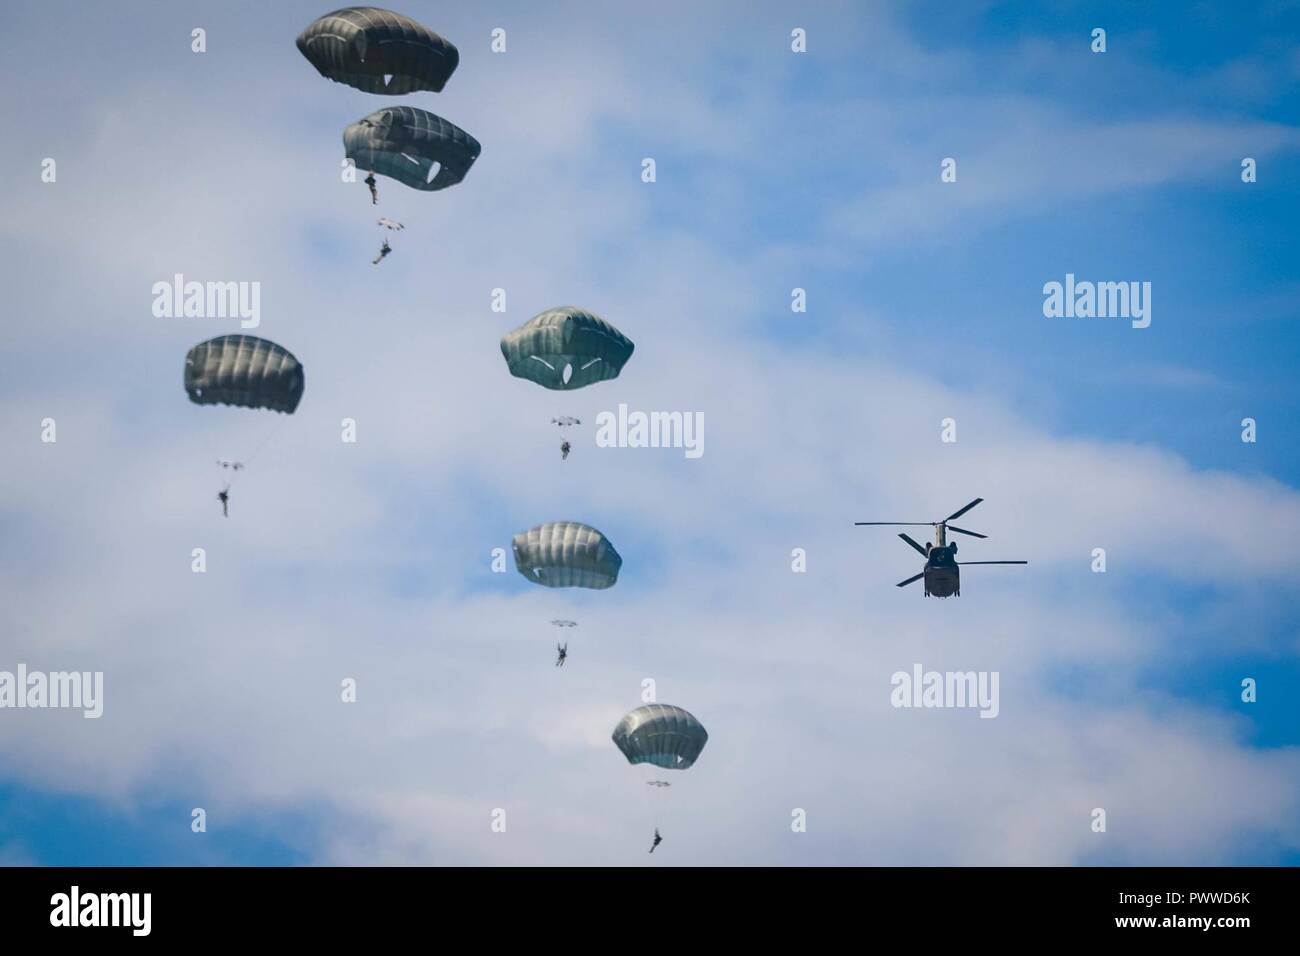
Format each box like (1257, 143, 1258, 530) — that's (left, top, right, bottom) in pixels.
(855, 498, 1026, 597)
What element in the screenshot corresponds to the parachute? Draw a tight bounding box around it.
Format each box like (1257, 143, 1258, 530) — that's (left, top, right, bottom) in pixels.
(512, 521, 622, 589)
(184, 335, 304, 414)
(500, 307, 634, 390)
(344, 106, 480, 192)
(612, 704, 708, 771)
(296, 7, 460, 94)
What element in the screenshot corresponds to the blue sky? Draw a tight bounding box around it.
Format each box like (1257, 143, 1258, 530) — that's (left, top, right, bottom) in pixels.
(1, 0, 1298, 865)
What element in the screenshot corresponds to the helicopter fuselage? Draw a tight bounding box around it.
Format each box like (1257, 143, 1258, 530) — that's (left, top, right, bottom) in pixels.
(924, 567, 959, 597)
(923, 543, 960, 597)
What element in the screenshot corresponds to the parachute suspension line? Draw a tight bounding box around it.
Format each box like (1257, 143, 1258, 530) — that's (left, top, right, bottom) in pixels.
(639, 766, 658, 833)
(654, 776, 673, 831)
(223, 415, 289, 491)
(640, 770, 669, 832)
(242, 415, 289, 468)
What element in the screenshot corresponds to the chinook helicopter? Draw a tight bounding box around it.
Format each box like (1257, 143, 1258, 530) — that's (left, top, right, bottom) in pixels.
(855, 498, 1027, 597)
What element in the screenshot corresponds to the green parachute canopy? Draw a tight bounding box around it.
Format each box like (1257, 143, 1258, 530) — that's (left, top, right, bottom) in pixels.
(344, 106, 480, 192)
(297, 6, 459, 94)
(512, 521, 622, 589)
(500, 307, 634, 390)
(612, 705, 709, 770)
(184, 335, 304, 414)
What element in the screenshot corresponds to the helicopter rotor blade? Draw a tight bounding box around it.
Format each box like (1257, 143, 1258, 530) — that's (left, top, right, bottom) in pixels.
(956, 560, 1028, 566)
(946, 498, 984, 522)
(854, 522, 935, 526)
(897, 533, 929, 557)
(896, 572, 925, 588)
(947, 525, 987, 539)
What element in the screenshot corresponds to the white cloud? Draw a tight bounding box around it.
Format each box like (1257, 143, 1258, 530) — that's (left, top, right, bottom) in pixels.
(0, 0, 1297, 865)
